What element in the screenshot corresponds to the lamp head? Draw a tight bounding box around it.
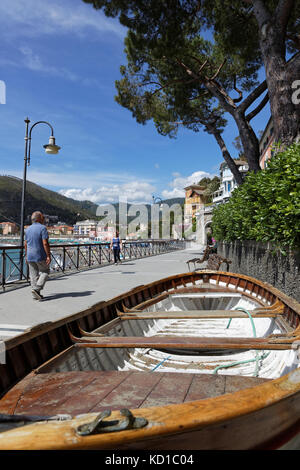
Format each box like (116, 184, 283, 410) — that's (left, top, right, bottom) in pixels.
(44, 136, 61, 155)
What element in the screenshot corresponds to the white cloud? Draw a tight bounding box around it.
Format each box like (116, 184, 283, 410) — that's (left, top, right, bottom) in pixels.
(6, 168, 155, 204)
(8, 169, 149, 189)
(19, 46, 79, 81)
(0, 0, 125, 39)
(59, 181, 155, 205)
(162, 170, 214, 199)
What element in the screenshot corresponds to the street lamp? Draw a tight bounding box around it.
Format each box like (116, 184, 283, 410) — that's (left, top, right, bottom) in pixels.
(152, 195, 163, 205)
(19, 117, 61, 278)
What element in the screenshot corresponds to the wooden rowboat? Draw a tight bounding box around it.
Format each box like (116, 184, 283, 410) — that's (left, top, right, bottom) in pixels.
(0, 270, 300, 450)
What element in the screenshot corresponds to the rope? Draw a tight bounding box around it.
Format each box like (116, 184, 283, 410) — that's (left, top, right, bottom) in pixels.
(151, 355, 171, 372)
(214, 307, 269, 377)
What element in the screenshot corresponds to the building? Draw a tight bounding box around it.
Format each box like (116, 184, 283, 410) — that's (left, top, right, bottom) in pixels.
(0, 222, 19, 235)
(96, 225, 115, 241)
(183, 184, 209, 241)
(259, 117, 275, 169)
(47, 225, 74, 236)
(73, 219, 98, 237)
(184, 185, 208, 220)
(212, 159, 249, 205)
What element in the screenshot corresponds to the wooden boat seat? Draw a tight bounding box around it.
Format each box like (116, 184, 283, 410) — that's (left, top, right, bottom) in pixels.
(0, 370, 268, 418)
(71, 333, 298, 350)
(118, 309, 283, 320)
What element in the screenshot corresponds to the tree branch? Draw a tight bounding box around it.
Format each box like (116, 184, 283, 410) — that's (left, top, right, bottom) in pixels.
(204, 79, 237, 112)
(205, 123, 244, 185)
(238, 80, 267, 113)
(233, 76, 244, 103)
(209, 59, 227, 80)
(246, 92, 269, 121)
(275, 0, 295, 34)
(250, 0, 272, 28)
(175, 58, 199, 79)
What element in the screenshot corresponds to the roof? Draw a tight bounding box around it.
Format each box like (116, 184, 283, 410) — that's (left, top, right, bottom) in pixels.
(184, 184, 206, 194)
(220, 159, 248, 170)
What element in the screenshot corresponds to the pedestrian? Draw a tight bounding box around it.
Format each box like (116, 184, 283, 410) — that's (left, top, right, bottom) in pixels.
(110, 231, 122, 264)
(24, 211, 51, 300)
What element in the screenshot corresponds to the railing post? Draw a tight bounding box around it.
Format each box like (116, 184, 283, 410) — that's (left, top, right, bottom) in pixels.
(76, 246, 80, 270)
(88, 245, 91, 267)
(63, 247, 66, 273)
(2, 249, 6, 289)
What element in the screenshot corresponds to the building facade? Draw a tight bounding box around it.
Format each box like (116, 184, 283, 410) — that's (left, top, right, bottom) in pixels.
(73, 220, 98, 237)
(212, 159, 249, 205)
(184, 185, 207, 220)
(259, 117, 275, 169)
(0, 222, 19, 235)
(47, 225, 74, 236)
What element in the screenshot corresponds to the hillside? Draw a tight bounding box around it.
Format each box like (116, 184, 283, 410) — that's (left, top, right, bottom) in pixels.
(0, 175, 98, 225)
(0, 176, 185, 226)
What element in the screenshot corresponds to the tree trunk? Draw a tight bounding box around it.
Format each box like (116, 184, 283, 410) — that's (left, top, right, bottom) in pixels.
(208, 127, 244, 185)
(260, 27, 300, 145)
(233, 109, 261, 172)
(205, 81, 262, 173)
(251, 0, 300, 146)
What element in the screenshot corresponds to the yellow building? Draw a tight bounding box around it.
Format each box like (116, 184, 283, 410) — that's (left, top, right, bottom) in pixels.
(0, 222, 19, 235)
(184, 184, 207, 220)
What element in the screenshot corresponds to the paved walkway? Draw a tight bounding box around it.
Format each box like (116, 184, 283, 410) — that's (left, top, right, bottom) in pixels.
(0, 246, 205, 340)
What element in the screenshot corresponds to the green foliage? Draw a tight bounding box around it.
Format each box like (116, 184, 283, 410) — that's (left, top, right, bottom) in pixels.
(211, 144, 300, 249)
(198, 176, 220, 202)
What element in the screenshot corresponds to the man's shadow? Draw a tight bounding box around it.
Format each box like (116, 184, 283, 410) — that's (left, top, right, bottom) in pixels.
(42, 290, 95, 301)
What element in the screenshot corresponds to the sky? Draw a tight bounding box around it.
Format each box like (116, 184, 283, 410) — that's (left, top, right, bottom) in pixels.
(0, 0, 271, 206)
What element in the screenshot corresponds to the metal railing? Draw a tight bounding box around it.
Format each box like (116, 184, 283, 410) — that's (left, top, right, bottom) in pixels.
(0, 239, 185, 289)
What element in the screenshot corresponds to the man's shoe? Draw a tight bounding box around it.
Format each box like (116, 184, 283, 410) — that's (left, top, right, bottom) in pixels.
(32, 289, 43, 300)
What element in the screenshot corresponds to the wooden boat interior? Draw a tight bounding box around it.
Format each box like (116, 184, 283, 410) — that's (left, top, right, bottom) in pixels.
(0, 271, 300, 442)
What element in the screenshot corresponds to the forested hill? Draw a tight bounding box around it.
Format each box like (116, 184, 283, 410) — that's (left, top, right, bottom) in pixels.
(0, 176, 185, 226)
(0, 175, 98, 225)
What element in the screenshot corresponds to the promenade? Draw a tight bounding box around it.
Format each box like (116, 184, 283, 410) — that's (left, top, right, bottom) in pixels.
(0, 245, 205, 341)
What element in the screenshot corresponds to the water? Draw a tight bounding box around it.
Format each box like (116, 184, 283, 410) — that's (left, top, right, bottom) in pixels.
(0, 247, 25, 283)
(0, 239, 110, 283)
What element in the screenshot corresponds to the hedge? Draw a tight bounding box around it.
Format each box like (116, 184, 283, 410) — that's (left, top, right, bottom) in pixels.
(211, 143, 300, 250)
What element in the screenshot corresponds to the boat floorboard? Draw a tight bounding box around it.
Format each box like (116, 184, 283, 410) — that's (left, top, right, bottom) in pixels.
(0, 371, 267, 417)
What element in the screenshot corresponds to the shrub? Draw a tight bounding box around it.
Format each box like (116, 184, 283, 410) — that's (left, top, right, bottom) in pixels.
(212, 143, 300, 249)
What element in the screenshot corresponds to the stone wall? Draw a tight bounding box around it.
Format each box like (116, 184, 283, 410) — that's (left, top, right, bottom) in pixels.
(217, 241, 300, 302)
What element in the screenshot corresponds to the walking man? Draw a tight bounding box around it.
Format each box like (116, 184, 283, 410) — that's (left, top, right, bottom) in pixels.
(110, 231, 122, 264)
(25, 211, 51, 300)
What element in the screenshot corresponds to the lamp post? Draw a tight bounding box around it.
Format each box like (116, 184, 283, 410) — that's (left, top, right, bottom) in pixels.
(19, 117, 61, 279)
(152, 195, 163, 205)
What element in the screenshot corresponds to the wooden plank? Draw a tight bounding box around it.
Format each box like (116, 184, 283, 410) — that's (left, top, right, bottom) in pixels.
(141, 372, 194, 408)
(11, 372, 99, 416)
(73, 335, 295, 350)
(118, 309, 281, 320)
(27, 371, 135, 416)
(89, 371, 165, 412)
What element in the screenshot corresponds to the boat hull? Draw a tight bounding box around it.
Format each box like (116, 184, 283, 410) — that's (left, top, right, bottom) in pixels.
(0, 270, 299, 450)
